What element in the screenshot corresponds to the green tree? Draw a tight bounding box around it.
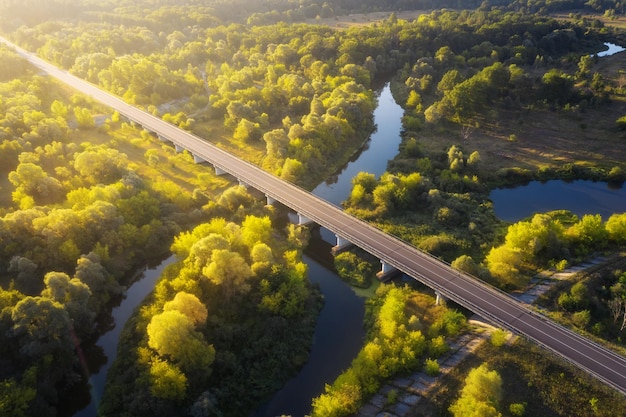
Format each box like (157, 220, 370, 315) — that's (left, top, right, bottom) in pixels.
(74, 252, 121, 312)
(163, 292, 208, 327)
(147, 310, 215, 371)
(202, 249, 253, 301)
(10, 296, 74, 360)
(0, 377, 36, 417)
(73, 147, 128, 184)
(450, 364, 502, 417)
(149, 358, 188, 401)
(241, 215, 272, 249)
(8, 162, 64, 206)
(607, 213, 626, 244)
(40, 271, 95, 337)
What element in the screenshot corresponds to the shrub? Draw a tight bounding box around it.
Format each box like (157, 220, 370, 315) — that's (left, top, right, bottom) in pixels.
(490, 329, 508, 347)
(424, 358, 440, 376)
(510, 402, 526, 416)
(386, 389, 398, 405)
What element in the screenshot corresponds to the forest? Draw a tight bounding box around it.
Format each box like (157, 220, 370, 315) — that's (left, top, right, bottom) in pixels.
(1, 0, 626, 416)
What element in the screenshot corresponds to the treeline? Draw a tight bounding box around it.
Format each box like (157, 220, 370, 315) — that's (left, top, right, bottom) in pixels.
(100, 207, 320, 417)
(310, 285, 466, 416)
(504, 0, 626, 15)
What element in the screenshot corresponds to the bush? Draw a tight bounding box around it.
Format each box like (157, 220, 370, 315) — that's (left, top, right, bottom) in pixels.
(334, 251, 374, 288)
(424, 358, 440, 376)
(490, 329, 508, 347)
(616, 115, 626, 130)
(386, 389, 398, 405)
(608, 166, 626, 183)
(510, 402, 526, 416)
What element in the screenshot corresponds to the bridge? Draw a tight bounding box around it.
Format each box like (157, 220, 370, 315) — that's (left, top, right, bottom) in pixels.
(4, 37, 626, 396)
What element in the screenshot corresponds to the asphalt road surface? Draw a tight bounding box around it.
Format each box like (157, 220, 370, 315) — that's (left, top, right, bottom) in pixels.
(4, 36, 626, 396)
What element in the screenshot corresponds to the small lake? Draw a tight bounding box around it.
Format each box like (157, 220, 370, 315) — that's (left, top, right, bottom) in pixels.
(490, 180, 626, 222)
(596, 42, 625, 57)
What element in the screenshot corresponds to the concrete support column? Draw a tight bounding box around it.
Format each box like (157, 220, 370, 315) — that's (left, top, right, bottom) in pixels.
(331, 235, 352, 254)
(175, 144, 184, 153)
(157, 134, 170, 143)
(214, 166, 226, 176)
(297, 213, 312, 225)
(376, 260, 398, 281)
(380, 260, 396, 275)
(193, 154, 205, 164)
(266, 195, 276, 205)
(435, 291, 447, 306)
(238, 179, 248, 188)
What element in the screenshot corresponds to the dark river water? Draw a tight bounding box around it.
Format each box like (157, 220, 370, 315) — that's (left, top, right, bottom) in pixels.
(252, 83, 403, 416)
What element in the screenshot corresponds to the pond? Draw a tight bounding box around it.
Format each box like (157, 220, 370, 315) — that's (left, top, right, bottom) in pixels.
(490, 180, 626, 222)
(596, 42, 625, 57)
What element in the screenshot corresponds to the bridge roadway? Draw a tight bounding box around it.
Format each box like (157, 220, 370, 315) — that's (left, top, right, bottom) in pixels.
(5, 37, 626, 396)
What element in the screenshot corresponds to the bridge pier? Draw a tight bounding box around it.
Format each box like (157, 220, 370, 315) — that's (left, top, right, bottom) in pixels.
(332, 235, 353, 254)
(158, 134, 171, 143)
(376, 260, 398, 281)
(238, 179, 248, 188)
(266, 195, 276, 205)
(435, 291, 447, 306)
(175, 144, 184, 153)
(214, 166, 226, 176)
(297, 213, 313, 226)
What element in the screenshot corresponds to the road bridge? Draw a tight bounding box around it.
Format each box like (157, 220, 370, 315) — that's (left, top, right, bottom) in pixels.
(4, 37, 626, 396)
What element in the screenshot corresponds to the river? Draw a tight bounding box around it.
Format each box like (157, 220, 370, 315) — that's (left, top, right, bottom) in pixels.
(73, 83, 405, 417)
(252, 83, 404, 416)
